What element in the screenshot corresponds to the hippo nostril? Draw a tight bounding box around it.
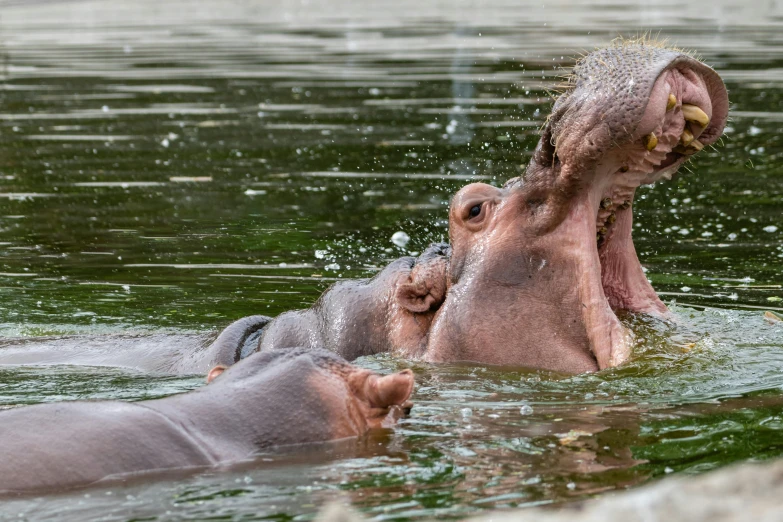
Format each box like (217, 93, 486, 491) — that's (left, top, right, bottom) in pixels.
(667, 93, 677, 111)
(682, 104, 710, 128)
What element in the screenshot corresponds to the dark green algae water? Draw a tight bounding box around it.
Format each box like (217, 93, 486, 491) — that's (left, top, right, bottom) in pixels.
(0, 0, 782, 520)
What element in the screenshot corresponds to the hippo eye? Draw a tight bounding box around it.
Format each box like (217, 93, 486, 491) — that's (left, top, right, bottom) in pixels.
(468, 204, 482, 219)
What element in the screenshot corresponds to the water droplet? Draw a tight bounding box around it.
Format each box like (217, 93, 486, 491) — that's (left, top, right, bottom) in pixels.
(519, 404, 533, 415)
(391, 231, 410, 248)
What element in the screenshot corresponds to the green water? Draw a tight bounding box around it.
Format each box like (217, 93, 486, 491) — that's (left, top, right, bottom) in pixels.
(0, 0, 782, 519)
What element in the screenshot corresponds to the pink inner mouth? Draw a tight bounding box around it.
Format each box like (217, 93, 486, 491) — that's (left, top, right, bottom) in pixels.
(538, 58, 729, 371)
(590, 65, 727, 320)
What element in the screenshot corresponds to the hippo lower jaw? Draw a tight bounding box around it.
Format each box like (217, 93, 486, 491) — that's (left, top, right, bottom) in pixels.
(538, 44, 729, 369)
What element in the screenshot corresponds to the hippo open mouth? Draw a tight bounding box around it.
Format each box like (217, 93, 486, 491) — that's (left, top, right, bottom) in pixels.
(426, 40, 729, 373)
(566, 43, 729, 320)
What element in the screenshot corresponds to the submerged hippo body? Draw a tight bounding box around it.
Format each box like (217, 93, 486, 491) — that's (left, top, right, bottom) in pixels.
(222, 41, 728, 373)
(0, 348, 413, 495)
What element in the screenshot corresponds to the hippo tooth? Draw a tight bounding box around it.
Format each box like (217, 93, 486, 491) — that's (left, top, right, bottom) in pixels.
(608, 212, 617, 224)
(674, 139, 704, 156)
(600, 197, 613, 209)
(688, 139, 705, 152)
(619, 165, 629, 173)
(599, 226, 608, 235)
(680, 127, 694, 147)
(667, 93, 677, 111)
(620, 200, 631, 209)
(682, 104, 710, 127)
(643, 132, 658, 151)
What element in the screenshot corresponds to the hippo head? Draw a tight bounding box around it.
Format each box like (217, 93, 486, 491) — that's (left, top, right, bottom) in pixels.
(208, 348, 415, 441)
(425, 40, 729, 373)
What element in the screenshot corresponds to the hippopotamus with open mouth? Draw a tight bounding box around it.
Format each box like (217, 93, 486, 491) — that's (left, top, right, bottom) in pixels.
(0, 40, 729, 496)
(427, 41, 728, 371)
(0, 41, 730, 378)
(209, 40, 728, 374)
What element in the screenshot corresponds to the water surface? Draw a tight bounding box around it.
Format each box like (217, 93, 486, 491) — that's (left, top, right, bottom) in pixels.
(0, 0, 782, 520)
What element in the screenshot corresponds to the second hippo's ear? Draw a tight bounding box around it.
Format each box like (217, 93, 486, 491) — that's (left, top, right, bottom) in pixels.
(206, 365, 227, 384)
(395, 257, 447, 313)
(365, 369, 415, 409)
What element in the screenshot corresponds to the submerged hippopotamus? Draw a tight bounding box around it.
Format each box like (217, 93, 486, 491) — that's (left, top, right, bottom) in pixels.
(0, 348, 413, 495)
(209, 41, 728, 374)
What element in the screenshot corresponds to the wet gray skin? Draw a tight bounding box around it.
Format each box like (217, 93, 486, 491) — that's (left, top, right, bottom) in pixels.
(0, 348, 414, 496)
(253, 242, 449, 360)
(216, 42, 729, 374)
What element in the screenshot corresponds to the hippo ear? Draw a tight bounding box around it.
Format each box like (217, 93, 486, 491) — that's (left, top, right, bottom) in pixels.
(396, 282, 441, 313)
(364, 369, 415, 408)
(395, 258, 447, 313)
(206, 365, 227, 384)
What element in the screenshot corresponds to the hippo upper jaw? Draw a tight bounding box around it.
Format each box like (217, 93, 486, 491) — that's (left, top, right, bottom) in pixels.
(540, 42, 727, 311)
(426, 41, 728, 374)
